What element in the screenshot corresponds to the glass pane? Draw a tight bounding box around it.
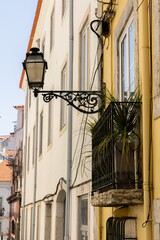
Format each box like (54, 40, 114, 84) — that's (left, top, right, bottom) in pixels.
(50, 11, 54, 50)
(26, 62, 44, 83)
(81, 34, 86, 90)
(62, 0, 66, 16)
(61, 66, 66, 129)
(80, 231, 88, 240)
(79, 196, 88, 240)
(81, 199, 88, 225)
(121, 34, 127, 99)
(80, 25, 88, 91)
(48, 101, 52, 145)
(129, 20, 134, 93)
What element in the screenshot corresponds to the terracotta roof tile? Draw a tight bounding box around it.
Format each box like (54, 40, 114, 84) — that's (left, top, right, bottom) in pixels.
(0, 160, 12, 182)
(5, 151, 14, 157)
(0, 135, 9, 140)
(13, 105, 24, 109)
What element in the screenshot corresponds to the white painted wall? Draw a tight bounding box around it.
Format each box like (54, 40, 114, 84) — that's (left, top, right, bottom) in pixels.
(21, 0, 99, 239)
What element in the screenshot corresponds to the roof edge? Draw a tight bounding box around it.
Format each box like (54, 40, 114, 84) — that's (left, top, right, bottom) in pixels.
(19, 0, 43, 89)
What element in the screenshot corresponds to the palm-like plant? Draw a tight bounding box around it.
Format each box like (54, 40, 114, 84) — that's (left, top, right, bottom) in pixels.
(91, 89, 142, 188)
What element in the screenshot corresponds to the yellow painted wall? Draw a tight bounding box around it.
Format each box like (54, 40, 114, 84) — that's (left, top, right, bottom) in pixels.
(100, 0, 155, 239)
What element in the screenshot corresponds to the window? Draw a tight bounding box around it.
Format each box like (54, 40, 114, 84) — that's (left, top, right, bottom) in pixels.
(78, 195, 88, 240)
(22, 110, 24, 127)
(50, 9, 55, 51)
(62, 0, 66, 17)
(39, 111, 43, 156)
(29, 90, 31, 107)
(119, 17, 134, 100)
(36, 38, 40, 49)
(27, 136, 30, 171)
(36, 206, 41, 240)
(42, 39, 45, 58)
(32, 126, 36, 165)
(25, 208, 28, 240)
(48, 101, 53, 146)
(12, 220, 15, 235)
(80, 22, 89, 91)
(60, 64, 67, 130)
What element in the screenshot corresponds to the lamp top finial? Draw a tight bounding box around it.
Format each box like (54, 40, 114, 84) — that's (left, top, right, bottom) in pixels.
(30, 47, 40, 53)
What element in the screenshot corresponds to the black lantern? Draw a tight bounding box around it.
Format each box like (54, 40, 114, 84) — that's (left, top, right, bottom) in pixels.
(23, 47, 47, 89)
(23, 47, 104, 114)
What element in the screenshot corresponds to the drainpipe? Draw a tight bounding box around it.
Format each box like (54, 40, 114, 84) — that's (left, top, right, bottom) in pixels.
(140, 0, 152, 239)
(21, 87, 29, 240)
(64, 0, 73, 240)
(31, 96, 39, 240)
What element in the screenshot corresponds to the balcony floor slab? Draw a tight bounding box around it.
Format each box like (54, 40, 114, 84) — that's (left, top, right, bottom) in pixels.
(91, 189, 143, 207)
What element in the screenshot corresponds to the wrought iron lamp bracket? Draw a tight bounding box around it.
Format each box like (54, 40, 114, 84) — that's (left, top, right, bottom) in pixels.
(33, 88, 104, 114)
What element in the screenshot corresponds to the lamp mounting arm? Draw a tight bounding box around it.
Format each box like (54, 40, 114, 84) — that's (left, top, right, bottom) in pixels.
(33, 88, 104, 114)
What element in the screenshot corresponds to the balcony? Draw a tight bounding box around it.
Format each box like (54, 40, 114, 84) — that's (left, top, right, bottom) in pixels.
(91, 102, 143, 207)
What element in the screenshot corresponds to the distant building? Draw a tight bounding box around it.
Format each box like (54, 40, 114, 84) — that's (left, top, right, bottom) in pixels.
(0, 134, 15, 158)
(7, 105, 24, 240)
(0, 160, 12, 240)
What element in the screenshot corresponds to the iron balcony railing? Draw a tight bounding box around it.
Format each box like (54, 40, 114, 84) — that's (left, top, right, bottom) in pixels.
(92, 102, 142, 194)
(106, 217, 137, 240)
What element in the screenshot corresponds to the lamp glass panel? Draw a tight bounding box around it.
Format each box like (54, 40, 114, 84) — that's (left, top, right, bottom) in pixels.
(26, 62, 44, 84)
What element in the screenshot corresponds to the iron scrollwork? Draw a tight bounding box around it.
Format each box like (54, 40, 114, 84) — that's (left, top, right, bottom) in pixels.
(34, 89, 104, 114)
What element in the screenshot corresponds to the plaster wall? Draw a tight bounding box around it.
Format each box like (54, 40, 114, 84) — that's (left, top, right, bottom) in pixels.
(21, 0, 99, 239)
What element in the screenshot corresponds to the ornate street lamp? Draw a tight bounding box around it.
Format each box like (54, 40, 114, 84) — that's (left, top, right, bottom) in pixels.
(23, 47, 47, 89)
(23, 48, 104, 114)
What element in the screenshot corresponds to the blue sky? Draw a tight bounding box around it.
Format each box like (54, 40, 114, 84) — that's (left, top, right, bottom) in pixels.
(0, 0, 38, 135)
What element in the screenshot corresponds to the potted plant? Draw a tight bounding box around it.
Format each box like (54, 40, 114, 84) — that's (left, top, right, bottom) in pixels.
(91, 89, 142, 190)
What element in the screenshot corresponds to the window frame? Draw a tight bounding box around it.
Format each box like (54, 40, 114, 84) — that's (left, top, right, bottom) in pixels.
(114, 0, 139, 100)
(119, 15, 134, 100)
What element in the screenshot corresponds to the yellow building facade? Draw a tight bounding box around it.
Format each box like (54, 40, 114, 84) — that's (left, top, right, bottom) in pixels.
(91, 0, 160, 239)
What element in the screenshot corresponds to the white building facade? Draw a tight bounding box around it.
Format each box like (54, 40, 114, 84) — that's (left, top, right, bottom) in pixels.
(20, 0, 101, 239)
